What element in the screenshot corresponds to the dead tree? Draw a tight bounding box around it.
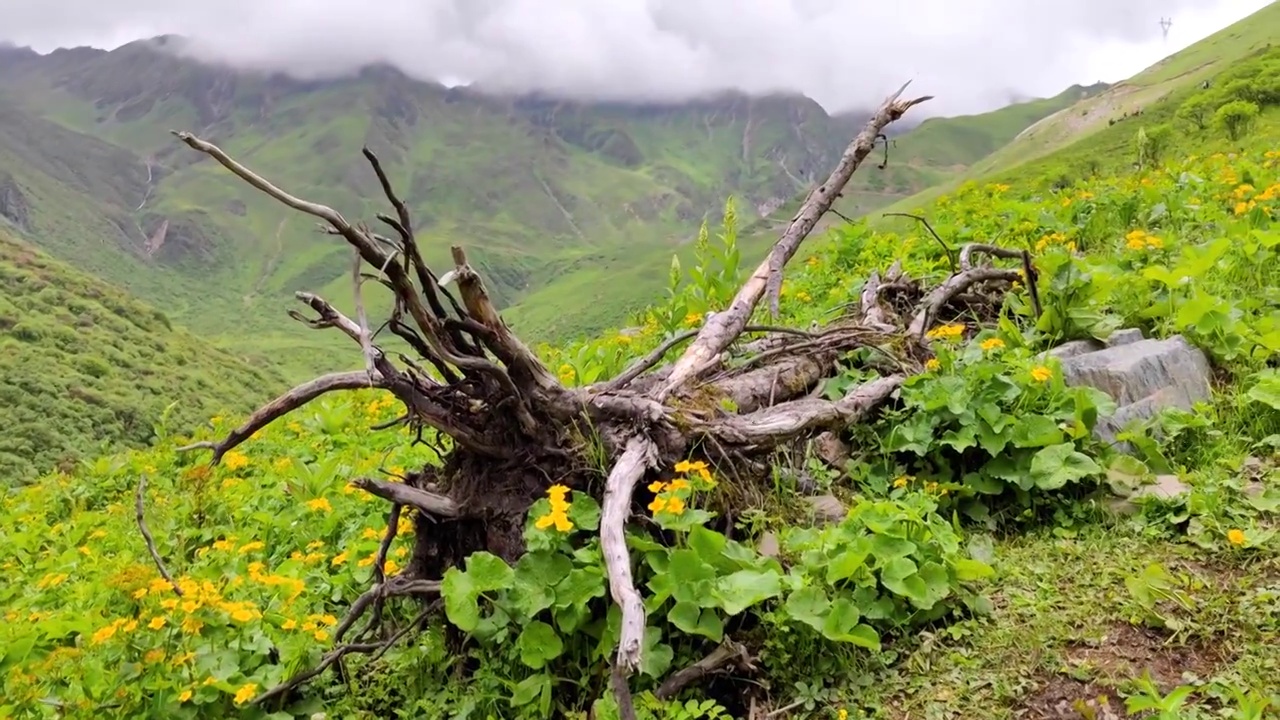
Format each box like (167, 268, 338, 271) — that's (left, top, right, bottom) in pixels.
(173, 81, 1030, 713)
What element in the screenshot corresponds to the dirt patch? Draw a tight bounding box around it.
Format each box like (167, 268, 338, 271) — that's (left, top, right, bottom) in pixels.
(1016, 624, 1228, 719)
(1064, 623, 1224, 687)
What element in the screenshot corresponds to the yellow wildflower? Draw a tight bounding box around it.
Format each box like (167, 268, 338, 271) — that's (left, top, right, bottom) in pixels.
(181, 617, 204, 635)
(314, 630, 330, 642)
(1227, 528, 1246, 546)
(144, 649, 166, 664)
(925, 323, 965, 341)
(667, 478, 691, 492)
(306, 497, 333, 513)
(384, 558, 401, 575)
(647, 480, 666, 493)
(924, 358, 940, 372)
(238, 541, 265, 555)
(331, 552, 348, 566)
(90, 623, 119, 645)
(233, 684, 259, 706)
(122, 619, 138, 633)
(648, 496, 667, 514)
(980, 337, 1005, 351)
(148, 616, 167, 630)
(893, 476, 910, 489)
(282, 619, 297, 630)
(665, 496, 686, 515)
(223, 451, 250, 471)
(361, 528, 381, 540)
(1030, 366, 1053, 383)
(179, 689, 193, 703)
(161, 598, 179, 610)
(684, 312, 703, 327)
(132, 588, 148, 600)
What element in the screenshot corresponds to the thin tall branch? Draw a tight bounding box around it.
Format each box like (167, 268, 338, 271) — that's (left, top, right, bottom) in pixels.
(659, 83, 931, 398)
(135, 475, 182, 596)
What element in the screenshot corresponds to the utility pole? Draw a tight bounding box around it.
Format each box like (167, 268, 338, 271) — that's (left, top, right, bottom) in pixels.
(1159, 17, 1172, 42)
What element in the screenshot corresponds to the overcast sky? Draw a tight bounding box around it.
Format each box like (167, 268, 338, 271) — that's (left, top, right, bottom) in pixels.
(0, 0, 1273, 116)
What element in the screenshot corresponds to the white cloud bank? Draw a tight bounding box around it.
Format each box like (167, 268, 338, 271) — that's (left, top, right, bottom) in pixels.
(0, 0, 1273, 115)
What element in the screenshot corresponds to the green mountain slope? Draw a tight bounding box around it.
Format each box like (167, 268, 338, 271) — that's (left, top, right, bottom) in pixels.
(0, 39, 1090, 355)
(0, 227, 285, 483)
(878, 0, 1280, 214)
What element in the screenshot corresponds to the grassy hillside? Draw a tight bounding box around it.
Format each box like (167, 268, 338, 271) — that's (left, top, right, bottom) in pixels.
(875, 0, 1280, 216)
(0, 40, 1093, 354)
(0, 227, 285, 483)
(3, 88, 1278, 718)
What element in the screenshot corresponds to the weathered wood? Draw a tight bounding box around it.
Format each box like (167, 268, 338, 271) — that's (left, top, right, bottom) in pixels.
(658, 83, 932, 399)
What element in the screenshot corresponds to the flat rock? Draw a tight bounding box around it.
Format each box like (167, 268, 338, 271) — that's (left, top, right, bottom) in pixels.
(813, 432, 851, 469)
(758, 532, 780, 558)
(1056, 335, 1211, 445)
(1130, 474, 1190, 501)
(804, 494, 847, 525)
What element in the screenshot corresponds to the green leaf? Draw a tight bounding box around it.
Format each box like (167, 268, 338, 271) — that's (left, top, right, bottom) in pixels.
(1246, 370, 1280, 410)
(511, 675, 546, 707)
(1030, 443, 1101, 490)
(820, 597, 881, 650)
(668, 601, 724, 642)
(511, 552, 573, 619)
(783, 586, 830, 633)
(465, 552, 515, 593)
(714, 569, 783, 615)
(824, 541, 871, 583)
(668, 549, 718, 605)
(554, 566, 606, 609)
(1011, 415, 1064, 448)
(952, 557, 995, 581)
(567, 494, 602, 532)
(440, 567, 481, 632)
(639, 627, 674, 678)
(516, 621, 564, 669)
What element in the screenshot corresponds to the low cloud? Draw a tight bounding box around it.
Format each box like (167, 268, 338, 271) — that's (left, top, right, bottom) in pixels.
(0, 0, 1271, 116)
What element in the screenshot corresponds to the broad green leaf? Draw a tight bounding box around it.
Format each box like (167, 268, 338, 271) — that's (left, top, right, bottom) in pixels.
(1011, 415, 1064, 448)
(554, 566, 606, 609)
(668, 601, 724, 642)
(1030, 443, 1101, 490)
(783, 586, 830, 632)
(515, 621, 564, 669)
(952, 558, 995, 581)
(820, 597, 881, 650)
(1246, 370, 1280, 410)
(464, 552, 515, 593)
(714, 569, 783, 615)
(441, 567, 481, 632)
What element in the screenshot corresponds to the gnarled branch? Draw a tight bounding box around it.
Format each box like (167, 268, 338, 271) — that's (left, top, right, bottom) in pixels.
(135, 475, 182, 596)
(177, 371, 387, 463)
(351, 477, 461, 518)
(659, 82, 931, 398)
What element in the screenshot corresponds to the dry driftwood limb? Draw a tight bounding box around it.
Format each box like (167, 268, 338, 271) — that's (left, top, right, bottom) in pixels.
(177, 371, 386, 463)
(373, 504, 402, 586)
(907, 266, 1023, 339)
(351, 477, 461, 518)
(655, 638, 754, 700)
(601, 436, 658, 718)
(702, 375, 903, 446)
(351, 250, 380, 376)
(958, 242, 1023, 270)
(134, 475, 182, 597)
(660, 82, 931, 398)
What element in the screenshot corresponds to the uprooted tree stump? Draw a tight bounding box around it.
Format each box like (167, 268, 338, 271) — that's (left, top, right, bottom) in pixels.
(172, 81, 1033, 715)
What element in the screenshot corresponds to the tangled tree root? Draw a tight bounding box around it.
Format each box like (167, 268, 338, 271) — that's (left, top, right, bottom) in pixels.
(165, 81, 1036, 716)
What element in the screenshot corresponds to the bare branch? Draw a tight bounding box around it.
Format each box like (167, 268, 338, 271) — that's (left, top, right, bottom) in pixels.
(656, 639, 755, 700)
(253, 606, 430, 708)
(660, 83, 931, 398)
(289, 291, 366, 345)
(882, 213, 956, 273)
(177, 371, 386, 463)
(351, 477, 461, 518)
(907, 266, 1022, 339)
(958, 242, 1023, 271)
(135, 475, 182, 596)
(351, 250, 379, 376)
(702, 375, 903, 445)
(601, 437, 657, 683)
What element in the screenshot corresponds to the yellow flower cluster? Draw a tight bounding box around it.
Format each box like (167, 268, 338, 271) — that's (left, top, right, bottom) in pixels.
(365, 393, 397, 417)
(222, 450, 250, 471)
(979, 337, 1005, 352)
(1034, 231, 1076, 253)
(534, 484, 575, 533)
(1124, 229, 1163, 251)
(924, 358, 941, 372)
(558, 363, 576, 385)
(925, 323, 965, 341)
(648, 460, 715, 515)
(1030, 366, 1053, 383)
(684, 312, 703, 327)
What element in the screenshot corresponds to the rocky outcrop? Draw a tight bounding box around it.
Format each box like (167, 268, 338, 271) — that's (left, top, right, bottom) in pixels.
(0, 172, 31, 230)
(1052, 330, 1212, 445)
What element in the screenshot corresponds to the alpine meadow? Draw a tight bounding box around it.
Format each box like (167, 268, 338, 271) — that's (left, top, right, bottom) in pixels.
(2, 3, 1280, 720)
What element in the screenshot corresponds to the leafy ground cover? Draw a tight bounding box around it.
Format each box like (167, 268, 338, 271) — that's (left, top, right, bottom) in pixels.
(0, 228, 286, 484)
(3, 52, 1280, 720)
